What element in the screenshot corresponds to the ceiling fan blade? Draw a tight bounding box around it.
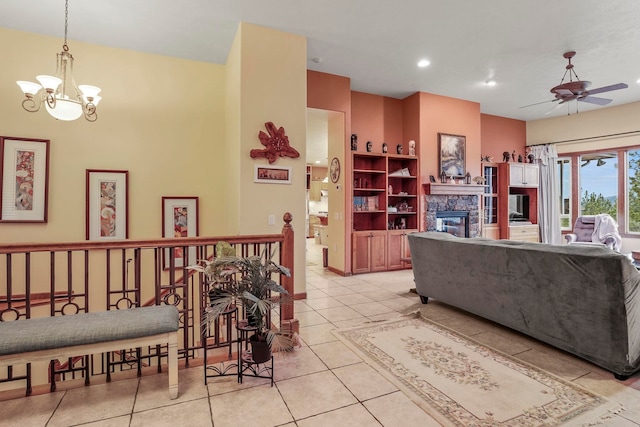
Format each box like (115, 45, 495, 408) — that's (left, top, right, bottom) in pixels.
(578, 96, 612, 106)
(544, 102, 565, 115)
(586, 83, 628, 95)
(519, 99, 557, 109)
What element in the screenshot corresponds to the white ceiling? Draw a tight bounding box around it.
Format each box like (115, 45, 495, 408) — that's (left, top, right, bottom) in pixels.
(2, 0, 640, 124)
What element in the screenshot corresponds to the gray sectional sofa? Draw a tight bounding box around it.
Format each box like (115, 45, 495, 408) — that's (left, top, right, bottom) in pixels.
(408, 231, 640, 379)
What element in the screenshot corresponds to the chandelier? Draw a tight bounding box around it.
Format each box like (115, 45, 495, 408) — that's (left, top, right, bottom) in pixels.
(16, 0, 101, 122)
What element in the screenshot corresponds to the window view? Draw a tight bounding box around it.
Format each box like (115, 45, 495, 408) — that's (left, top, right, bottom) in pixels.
(557, 158, 571, 229)
(579, 152, 617, 218)
(627, 150, 640, 233)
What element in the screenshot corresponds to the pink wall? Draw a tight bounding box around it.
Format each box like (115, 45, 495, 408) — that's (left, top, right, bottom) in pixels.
(307, 71, 351, 115)
(416, 92, 482, 180)
(480, 114, 526, 162)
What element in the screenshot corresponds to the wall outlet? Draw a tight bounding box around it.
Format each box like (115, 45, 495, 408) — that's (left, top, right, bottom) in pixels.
(268, 215, 275, 226)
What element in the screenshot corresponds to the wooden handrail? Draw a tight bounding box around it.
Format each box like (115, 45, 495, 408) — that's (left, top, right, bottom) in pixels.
(0, 234, 285, 254)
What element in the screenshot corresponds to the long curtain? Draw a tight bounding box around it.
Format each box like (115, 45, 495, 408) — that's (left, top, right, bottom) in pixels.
(531, 144, 561, 244)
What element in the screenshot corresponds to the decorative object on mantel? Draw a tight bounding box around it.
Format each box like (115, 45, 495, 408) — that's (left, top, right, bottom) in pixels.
(440, 170, 447, 184)
(351, 134, 358, 151)
(465, 172, 472, 184)
(481, 155, 493, 162)
(382, 142, 388, 153)
(366, 141, 373, 152)
(518, 154, 523, 163)
(438, 133, 466, 178)
(396, 144, 403, 155)
(250, 122, 300, 164)
(16, 0, 101, 122)
(502, 151, 511, 162)
(472, 176, 486, 185)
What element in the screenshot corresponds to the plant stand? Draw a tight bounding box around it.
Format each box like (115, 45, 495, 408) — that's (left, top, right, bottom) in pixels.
(203, 305, 237, 384)
(236, 320, 274, 386)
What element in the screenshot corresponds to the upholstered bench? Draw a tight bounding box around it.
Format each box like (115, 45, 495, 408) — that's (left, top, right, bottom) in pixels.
(0, 305, 180, 399)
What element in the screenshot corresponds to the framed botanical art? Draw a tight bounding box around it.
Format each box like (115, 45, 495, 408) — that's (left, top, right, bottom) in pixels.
(86, 170, 129, 240)
(254, 164, 292, 184)
(162, 196, 199, 269)
(438, 133, 466, 178)
(0, 136, 50, 222)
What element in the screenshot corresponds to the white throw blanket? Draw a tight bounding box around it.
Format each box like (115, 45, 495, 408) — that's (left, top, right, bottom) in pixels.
(592, 213, 622, 252)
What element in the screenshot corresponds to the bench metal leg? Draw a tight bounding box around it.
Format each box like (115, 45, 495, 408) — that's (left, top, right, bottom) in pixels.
(168, 332, 178, 399)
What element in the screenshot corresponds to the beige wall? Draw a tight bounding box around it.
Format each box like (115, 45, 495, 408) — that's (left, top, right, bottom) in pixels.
(526, 101, 640, 151)
(231, 23, 308, 294)
(0, 27, 226, 242)
(1, 24, 308, 295)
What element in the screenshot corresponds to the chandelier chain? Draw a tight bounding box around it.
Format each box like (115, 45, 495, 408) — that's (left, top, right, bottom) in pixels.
(63, 0, 69, 52)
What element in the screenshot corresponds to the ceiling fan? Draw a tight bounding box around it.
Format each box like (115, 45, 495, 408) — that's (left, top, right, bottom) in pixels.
(522, 51, 628, 114)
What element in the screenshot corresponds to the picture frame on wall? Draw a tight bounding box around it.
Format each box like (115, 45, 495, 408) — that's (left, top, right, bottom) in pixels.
(162, 196, 199, 270)
(86, 169, 129, 240)
(0, 136, 50, 223)
(438, 133, 466, 178)
(254, 164, 292, 184)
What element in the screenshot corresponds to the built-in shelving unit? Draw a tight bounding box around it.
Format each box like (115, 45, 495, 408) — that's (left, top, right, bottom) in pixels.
(351, 152, 419, 273)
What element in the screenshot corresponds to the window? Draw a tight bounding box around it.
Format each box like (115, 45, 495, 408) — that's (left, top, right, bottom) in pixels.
(627, 149, 640, 233)
(579, 152, 617, 218)
(557, 158, 571, 230)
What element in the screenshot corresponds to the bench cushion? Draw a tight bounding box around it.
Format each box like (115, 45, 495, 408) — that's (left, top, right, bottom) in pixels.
(0, 305, 179, 356)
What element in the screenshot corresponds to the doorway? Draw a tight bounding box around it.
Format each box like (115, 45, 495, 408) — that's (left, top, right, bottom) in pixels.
(306, 108, 345, 273)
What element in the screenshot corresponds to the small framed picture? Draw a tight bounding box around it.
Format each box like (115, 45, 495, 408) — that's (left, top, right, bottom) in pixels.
(162, 196, 199, 269)
(254, 164, 292, 184)
(86, 170, 128, 240)
(0, 136, 50, 223)
(439, 133, 466, 178)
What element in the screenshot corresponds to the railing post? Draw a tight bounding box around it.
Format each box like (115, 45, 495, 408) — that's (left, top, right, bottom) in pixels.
(280, 212, 294, 321)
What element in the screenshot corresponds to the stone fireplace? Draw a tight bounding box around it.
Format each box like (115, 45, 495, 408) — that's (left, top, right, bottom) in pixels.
(423, 183, 483, 238)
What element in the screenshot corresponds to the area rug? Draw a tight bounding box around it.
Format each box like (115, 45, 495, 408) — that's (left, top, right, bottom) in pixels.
(333, 313, 623, 427)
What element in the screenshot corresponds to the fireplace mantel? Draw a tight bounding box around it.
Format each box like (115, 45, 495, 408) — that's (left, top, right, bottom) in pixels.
(423, 183, 485, 196)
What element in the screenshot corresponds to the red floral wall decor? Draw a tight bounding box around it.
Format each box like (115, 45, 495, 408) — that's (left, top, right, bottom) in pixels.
(250, 122, 300, 164)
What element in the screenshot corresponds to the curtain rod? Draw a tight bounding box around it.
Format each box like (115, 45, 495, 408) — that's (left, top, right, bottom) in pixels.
(528, 130, 640, 147)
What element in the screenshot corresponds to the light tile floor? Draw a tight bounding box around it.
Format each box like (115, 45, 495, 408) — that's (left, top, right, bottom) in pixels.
(2, 239, 640, 426)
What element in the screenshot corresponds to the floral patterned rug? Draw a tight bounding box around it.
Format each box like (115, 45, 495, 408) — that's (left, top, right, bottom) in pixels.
(334, 314, 622, 427)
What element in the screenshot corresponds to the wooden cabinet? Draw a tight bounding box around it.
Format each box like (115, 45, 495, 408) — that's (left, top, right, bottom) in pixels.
(387, 231, 412, 270)
(351, 153, 418, 274)
(352, 231, 387, 274)
(508, 164, 539, 187)
(498, 163, 540, 240)
(508, 224, 540, 242)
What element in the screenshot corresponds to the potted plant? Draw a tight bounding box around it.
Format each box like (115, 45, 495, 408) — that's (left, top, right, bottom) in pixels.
(188, 241, 294, 363)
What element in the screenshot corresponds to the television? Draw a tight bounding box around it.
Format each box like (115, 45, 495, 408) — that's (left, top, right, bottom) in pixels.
(508, 194, 530, 223)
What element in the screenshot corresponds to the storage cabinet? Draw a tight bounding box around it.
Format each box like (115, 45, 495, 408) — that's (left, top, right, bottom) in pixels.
(508, 164, 539, 187)
(351, 152, 418, 273)
(352, 231, 387, 274)
(508, 224, 540, 242)
(498, 163, 540, 242)
(387, 230, 412, 270)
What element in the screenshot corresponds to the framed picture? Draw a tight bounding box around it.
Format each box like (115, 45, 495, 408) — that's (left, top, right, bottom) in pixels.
(162, 196, 199, 269)
(254, 164, 292, 184)
(0, 136, 50, 222)
(439, 133, 466, 178)
(86, 170, 129, 240)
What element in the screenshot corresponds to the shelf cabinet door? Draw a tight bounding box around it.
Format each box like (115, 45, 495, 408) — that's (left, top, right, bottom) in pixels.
(387, 231, 412, 270)
(509, 164, 538, 187)
(352, 231, 387, 274)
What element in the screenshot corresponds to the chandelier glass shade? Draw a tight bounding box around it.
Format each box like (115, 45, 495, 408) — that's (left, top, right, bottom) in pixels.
(16, 0, 100, 122)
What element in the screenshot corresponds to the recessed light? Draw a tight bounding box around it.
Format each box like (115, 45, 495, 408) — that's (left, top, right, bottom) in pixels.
(417, 59, 430, 68)
(314, 160, 321, 164)
(637, 78, 640, 84)
(485, 80, 496, 86)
